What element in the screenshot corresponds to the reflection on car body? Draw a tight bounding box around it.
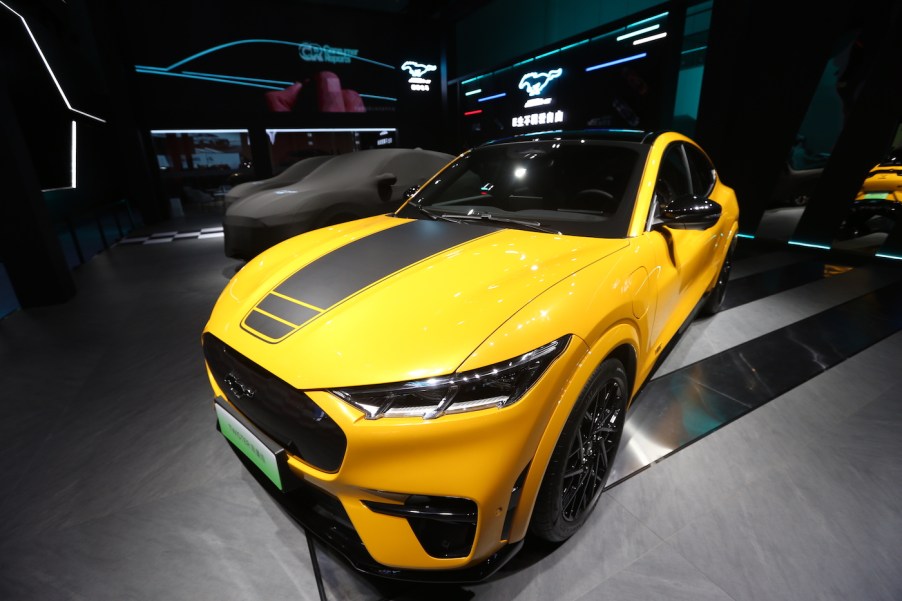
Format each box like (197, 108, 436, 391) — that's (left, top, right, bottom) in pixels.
(202, 130, 739, 581)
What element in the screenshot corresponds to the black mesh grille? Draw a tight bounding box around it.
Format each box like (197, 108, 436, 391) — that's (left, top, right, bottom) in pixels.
(203, 333, 347, 472)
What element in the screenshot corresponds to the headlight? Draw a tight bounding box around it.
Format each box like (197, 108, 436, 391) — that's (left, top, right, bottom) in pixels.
(331, 335, 570, 420)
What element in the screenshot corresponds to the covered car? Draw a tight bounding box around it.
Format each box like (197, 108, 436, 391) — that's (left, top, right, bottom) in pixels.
(223, 155, 334, 207)
(202, 130, 739, 581)
(223, 147, 455, 261)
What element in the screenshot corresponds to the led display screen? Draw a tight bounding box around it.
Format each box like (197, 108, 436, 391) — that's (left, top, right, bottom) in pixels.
(456, 11, 671, 147)
(127, 1, 408, 119)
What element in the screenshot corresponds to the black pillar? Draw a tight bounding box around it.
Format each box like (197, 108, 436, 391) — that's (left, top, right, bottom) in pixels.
(0, 82, 76, 307)
(694, 1, 851, 236)
(792, 1, 902, 247)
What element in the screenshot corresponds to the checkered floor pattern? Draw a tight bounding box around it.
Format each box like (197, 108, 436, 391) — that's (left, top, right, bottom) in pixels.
(116, 226, 224, 245)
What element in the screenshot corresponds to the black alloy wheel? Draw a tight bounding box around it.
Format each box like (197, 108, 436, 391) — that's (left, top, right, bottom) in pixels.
(530, 358, 628, 543)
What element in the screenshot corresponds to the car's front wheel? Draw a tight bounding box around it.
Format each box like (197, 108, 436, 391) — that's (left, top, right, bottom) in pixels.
(530, 358, 628, 543)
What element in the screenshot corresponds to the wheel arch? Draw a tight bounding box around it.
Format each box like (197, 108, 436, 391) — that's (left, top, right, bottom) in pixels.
(506, 322, 640, 544)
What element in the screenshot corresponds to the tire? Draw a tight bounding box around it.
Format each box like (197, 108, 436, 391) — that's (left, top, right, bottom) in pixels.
(530, 358, 628, 543)
(701, 236, 737, 316)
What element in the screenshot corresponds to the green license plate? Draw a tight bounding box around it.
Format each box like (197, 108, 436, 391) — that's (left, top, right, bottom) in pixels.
(862, 192, 890, 200)
(215, 397, 286, 490)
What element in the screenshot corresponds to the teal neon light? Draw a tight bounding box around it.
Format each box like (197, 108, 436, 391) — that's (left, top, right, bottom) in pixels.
(159, 39, 394, 71)
(464, 89, 482, 96)
(586, 52, 647, 72)
(788, 240, 831, 250)
(182, 71, 294, 86)
(875, 253, 902, 261)
(681, 45, 708, 55)
(559, 40, 589, 52)
(627, 11, 669, 28)
(135, 67, 284, 90)
(736, 233, 755, 239)
(358, 94, 398, 102)
(535, 49, 559, 60)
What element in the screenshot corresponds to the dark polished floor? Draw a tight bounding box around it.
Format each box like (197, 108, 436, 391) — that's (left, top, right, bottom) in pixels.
(1, 211, 901, 601)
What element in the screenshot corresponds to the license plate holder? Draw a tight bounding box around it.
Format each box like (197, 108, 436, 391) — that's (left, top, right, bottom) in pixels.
(214, 396, 296, 491)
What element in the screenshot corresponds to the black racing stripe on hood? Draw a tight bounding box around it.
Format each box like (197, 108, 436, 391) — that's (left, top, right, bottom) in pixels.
(245, 310, 295, 340)
(273, 219, 497, 310)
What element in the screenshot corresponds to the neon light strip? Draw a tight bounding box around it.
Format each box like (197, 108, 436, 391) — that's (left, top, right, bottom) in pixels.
(788, 240, 831, 250)
(560, 39, 589, 52)
(513, 58, 534, 67)
(151, 129, 249, 134)
(535, 49, 559, 60)
(633, 32, 668, 45)
(464, 110, 482, 116)
(681, 45, 708, 55)
(461, 75, 482, 85)
(70, 120, 77, 189)
(736, 233, 755, 239)
(875, 253, 902, 261)
(627, 11, 669, 28)
(358, 94, 397, 101)
(616, 24, 660, 41)
(135, 68, 283, 90)
(160, 39, 395, 71)
(182, 71, 294, 86)
(0, 1, 105, 123)
(464, 89, 482, 96)
(585, 52, 647, 72)
(264, 128, 397, 134)
(477, 92, 507, 102)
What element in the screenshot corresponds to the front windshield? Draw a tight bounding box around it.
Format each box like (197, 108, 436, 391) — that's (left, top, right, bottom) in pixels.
(396, 140, 645, 238)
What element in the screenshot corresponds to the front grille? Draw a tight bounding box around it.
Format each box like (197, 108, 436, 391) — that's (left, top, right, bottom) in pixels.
(203, 333, 347, 472)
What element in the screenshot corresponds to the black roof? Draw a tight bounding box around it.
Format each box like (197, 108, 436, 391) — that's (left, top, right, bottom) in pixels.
(479, 129, 662, 148)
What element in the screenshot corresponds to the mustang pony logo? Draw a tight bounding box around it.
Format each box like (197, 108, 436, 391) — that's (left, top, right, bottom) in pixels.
(401, 61, 438, 78)
(518, 68, 563, 97)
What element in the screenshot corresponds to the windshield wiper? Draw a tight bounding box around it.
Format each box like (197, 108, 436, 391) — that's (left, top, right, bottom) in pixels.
(440, 210, 561, 234)
(405, 201, 438, 220)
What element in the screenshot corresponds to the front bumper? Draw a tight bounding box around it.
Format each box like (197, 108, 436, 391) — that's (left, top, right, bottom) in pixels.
(202, 333, 585, 580)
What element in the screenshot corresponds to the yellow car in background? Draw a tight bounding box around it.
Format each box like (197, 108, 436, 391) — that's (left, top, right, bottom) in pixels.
(840, 148, 902, 239)
(856, 147, 902, 203)
(202, 130, 739, 581)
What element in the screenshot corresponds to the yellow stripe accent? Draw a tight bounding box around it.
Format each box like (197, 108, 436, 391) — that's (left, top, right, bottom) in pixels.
(249, 307, 299, 329)
(269, 291, 325, 313)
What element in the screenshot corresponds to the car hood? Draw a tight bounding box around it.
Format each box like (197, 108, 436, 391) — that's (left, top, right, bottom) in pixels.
(208, 216, 627, 389)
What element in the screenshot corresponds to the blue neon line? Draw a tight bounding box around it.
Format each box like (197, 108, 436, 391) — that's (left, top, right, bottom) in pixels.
(182, 71, 294, 86)
(358, 94, 397, 101)
(513, 58, 534, 67)
(464, 89, 482, 96)
(585, 52, 647, 72)
(788, 240, 831, 250)
(875, 253, 902, 261)
(477, 92, 507, 102)
(681, 45, 708, 55)
(535, 49, 559, 60)
(461, 75, 483, 85)
(134, 68, 283, 90)
(159, 39, 395, 71)
(736, 233, 755, 239)
(627, 11, 669, 28)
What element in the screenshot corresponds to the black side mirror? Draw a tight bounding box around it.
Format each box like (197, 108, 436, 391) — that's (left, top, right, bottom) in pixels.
(375, 172, 398, 202)
(656, 194, 722, 230)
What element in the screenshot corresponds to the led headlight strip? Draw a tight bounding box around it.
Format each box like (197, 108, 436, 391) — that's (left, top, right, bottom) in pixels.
(331, 335, 571, 420)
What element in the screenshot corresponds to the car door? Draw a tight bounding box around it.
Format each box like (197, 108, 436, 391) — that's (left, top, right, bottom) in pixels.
(645, 142, 721, 353)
